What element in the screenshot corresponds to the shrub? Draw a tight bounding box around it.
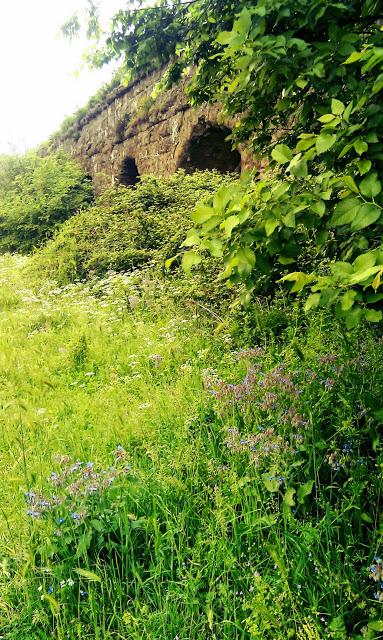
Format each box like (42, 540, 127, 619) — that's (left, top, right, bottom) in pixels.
(29, 170, 237, 285)
(0, 151, 93, 254)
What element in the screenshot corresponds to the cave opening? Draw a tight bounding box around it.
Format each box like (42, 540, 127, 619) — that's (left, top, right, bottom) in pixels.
(119, 157, 140, 186)
(178, 126, 241, 174)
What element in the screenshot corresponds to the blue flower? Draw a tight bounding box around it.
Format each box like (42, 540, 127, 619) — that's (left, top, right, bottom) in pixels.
(71, 512, 81, 520)
(48, 585, 54, 593)
(57, 517, 65, 525)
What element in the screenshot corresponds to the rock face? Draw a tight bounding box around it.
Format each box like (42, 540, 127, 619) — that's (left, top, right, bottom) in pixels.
(53, 69, 254, 192)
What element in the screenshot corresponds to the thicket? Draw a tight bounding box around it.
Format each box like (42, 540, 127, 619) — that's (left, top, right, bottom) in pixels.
(0, 151, 93, 253)
(29, 170, 237, 294)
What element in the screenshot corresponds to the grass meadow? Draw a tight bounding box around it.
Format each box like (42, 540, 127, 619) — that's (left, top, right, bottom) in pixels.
(0, 253, 382, 639)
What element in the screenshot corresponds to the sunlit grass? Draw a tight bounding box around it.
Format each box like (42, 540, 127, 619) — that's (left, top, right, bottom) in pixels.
(1, 254, 382, 639)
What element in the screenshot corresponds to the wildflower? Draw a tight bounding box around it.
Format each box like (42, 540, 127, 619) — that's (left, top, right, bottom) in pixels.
(57, 517, 65, 525)
(27, 510, 40, 518)
(47, 586, 53, 594)
(80, 590, 88, 598)
(71, 512, 82, 520)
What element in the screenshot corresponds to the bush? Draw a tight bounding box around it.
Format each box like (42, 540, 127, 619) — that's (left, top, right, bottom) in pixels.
(29, 170, 237, 284)
(0, 151, 93, 253)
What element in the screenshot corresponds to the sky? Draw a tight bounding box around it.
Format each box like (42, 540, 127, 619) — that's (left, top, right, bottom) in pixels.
(0, 0, 124, 154)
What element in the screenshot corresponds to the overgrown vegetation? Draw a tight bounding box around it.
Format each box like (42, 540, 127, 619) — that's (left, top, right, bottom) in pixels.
(72, 0, 383, 325)
(0, 151, 93, 253)
(28, 170, 236, 288)
(1, 255, 383, 639)
(0, 0, 383, 637)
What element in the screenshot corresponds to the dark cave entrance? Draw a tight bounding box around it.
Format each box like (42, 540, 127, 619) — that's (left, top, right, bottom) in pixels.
(119, 157, 140, 186)
(178, 126, 241, 174)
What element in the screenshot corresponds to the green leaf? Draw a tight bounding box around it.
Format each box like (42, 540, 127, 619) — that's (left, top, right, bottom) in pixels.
(262, 474, 280, 493)
(288, 156, 308, 178)
(74, 568, 102, 582)
(271, 144, 293, 164)
(349, 266, 381, 285)
(365, 309, 382, 323)
(316, 133, 337, 155)
(318, 113, 335, 123)
(181, 230, 200, 247)
(343, 50, 364, 64)
(221, 215, 240, 236)
(354, 252, 376, 271)
(331, 98, 345, 115)
(192, 204, 215, 224)
(297, 480, 314, 504)
(368, 620, 383, 632)
(182, 250, 201, 274)
(311, 200, 326, 216)
(204, 239, 224, 257)
(304, 293, 321, 312)
(340, 290, 356, 311)
(265, 219, 279, 236)
(361, 512, 373, 523)
(345, 306, 363, 328)
(283, 211, 296, 228)
(359, 172, 381, 198)
(281, 272, 315, 293)
(234, 7, 252, 34)
(236, 247, 256, 275)
(372, 73, 383, 94)
(357, 159, 371, 175)
(343, 175, 359, 193)
(165, 253, 181, 269)
(353, 139, 368, 155)
(330, 197, 360, 227)
(213, 186, 231, 212)
(351, 203, 381, 231)
(283, 487, 296, 507)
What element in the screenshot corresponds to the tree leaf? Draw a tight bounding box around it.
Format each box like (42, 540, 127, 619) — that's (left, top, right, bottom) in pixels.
(304, 293, 321, 312)
(350, 203, 381, 231)
(365, 309, 382, 322)
(182, 250, 201, 274)
(316, 133, 337, 155)
(234, 7, 252, 34)
(221, 215, 240, 236)
(331, 98, 345, 115)
(330, 197, 360, 227)
(271, 144, 293, 164)
(353, 139, 368, 155)
(192, 204, 215, 224)
(357, 159, 371, 175)
(265, 219, 279, 236)
(359, 172, 381, 198)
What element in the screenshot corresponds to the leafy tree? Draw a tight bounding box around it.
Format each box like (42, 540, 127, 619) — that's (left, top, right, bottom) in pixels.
(0, 151, 93, 254)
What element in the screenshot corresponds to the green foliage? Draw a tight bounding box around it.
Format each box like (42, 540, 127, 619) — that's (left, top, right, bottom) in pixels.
(180, 1, 383, 324)
(74, 0, 383, 324)
(1, 255, 383, 638)
(0, 151, 93, 254)
(29, 170, 237, 285)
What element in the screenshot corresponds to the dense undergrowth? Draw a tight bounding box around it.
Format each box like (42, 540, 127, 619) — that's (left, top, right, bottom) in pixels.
(1, 250, 383, 639)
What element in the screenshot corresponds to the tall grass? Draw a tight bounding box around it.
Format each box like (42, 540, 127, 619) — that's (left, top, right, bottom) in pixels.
(0, 254, 382, 639)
